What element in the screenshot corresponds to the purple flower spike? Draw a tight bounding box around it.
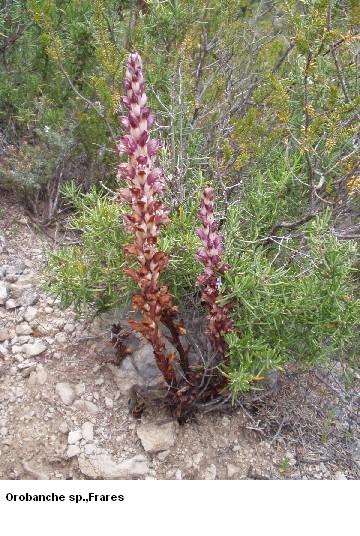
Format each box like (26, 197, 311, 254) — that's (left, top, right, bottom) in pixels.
(196, 186, 234, 356)
(116, 51, 188, 386)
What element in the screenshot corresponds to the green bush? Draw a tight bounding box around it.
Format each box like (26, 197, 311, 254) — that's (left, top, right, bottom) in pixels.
(46, 183, 201, 311)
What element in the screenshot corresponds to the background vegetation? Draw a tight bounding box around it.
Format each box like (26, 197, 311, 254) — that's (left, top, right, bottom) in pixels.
(1, 0, 359, 394)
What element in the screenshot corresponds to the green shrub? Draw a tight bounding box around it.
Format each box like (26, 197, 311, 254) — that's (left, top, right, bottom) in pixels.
(46, 183, 201, 311)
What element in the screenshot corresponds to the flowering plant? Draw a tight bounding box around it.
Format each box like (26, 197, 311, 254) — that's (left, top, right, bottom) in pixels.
(117, 52, 188, 387)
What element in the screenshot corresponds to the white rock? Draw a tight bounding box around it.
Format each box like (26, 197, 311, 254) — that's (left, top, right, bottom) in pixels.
(68, 430, 82, 444)
(22, 341, 47, 357)
(66, 445, 81, 458)
(74, 383, 86, 396)
(78, 453, 150, 479)
(59, 421, 69, 434)
(203, 464, 217, 480)
(334, 471, 347, 480)
(56, 382, 76, 405)
(137, 421, 178, 453)
(64, 323, 75, 333)
(55, 333, 66, 344)
(0, 282, 8, 305)
(16, 322, 32, 336)
(5, 299, 17, 310)
(227, 463, 241, 478)
(24, 306, 38, 322)
(29, 364, 47, 386)
(81, 422, 94, 442)
(175, 469, 182, 480)
(104, 397, 113, 409)
(73, 399, 99, 415)
(11, 344, 24, 354)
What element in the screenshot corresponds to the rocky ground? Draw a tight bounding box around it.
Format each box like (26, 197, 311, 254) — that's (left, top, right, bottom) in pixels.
(0, 193, 359, 480)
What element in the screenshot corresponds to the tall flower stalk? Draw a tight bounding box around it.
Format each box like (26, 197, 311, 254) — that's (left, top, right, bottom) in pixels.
(117, 51, 187, 387)
(196, 186, 234, 357)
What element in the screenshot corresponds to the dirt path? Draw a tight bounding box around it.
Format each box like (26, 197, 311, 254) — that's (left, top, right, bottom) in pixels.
(0, 194, 359, 479)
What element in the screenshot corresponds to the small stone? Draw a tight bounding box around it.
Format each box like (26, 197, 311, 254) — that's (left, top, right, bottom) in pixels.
(74, 383, 85, 396)
(227, 463, 241, 478)
(11, 345, 24, 355)
(104, 397, 113, 409)
(29, 364, 47, 386)
(157, 450, 170, 461)
(15, 322, 32, 336)
(81, 422, 94, 442)
(66, 445, 81, 458)
(0, 328, 9, 341)
(55, 333, 66, 344)
(64, 323, 75, 334)
(22, 289, 39, 306)
(95, 377, 104, 386)
(193, 452, 204, 466)
(24, 307, 37, 322)
(22, 341, 47, 357)
(5, 299, 17, 310)
(0, 282, 8, 305)
(73, 399, 99, 415)
(334, 471, 347, 480)
(59, 421, 69, 434)
(78, 453, 150, 479)
(68, 430, 82, 444)
(175, 469, 182, 480)
(56, 382, 76, 405)
(44, 306, 53, 314)
(10, 283, 33, 299)
(203, 464, 217, 480)
(0, 427, 8, 436)
(137, 421, 178, 453)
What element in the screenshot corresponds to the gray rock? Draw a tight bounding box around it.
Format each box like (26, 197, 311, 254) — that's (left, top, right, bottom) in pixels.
(56, 382, 76, 406)
(15, 322, 32, 336)
(66, 445, 81, 458)
(23, 341, 47, 357)
(73, 399, 99, 415)
(10, 283, 33, 299)
(203, 464, 217, 480)
(137, 421, 178, 453)
(24, 307, 37, 322)
(81, 422, 94, 442)
(64, 323, 75, 334)
(22, 289, 39, 306)
(107, 363, 143, 394)
(4, 263, 25, 282)
(68, 430, 82, 444)
(78, 453, 150, 479)
(0, 282, 8, 305)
